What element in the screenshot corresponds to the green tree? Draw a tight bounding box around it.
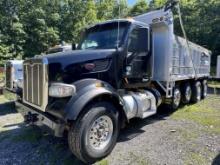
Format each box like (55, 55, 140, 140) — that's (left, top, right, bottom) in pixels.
(113, 0, 129, 18)
(0, 44, 13, 63)
(22, 6, 60, 57)
(0, 0, 26, 59)
(96, 0, 115, 21)
(129, 0, 149, 16)
(0, 0, 218, 66)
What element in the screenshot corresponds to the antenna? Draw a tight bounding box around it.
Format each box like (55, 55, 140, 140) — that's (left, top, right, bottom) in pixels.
(117, 0, 121, 49)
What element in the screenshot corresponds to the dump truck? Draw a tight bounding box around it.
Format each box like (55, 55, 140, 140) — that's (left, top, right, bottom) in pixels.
(16, 1, 211, 164)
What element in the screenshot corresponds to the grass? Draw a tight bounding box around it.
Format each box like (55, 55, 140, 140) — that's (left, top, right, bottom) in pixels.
(171, 96, 220, 134)
(0, 72, 4, 87)
(3, 90, 17, 101)
(95, 159, 109, 165)
(208, 80, 220, 88)
(185, 151, 208, 165)
(128, 152, 149, 165)
(0, 95, 8, 104)
(0, 72, 4, 79)
(176, 128, 199, 142)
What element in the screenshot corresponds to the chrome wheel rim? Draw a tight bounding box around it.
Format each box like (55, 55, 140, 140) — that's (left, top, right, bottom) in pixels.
(88, 115, 113, 150)
(204, 83, 207, 97)
(174, 89, 181, 106)
(185, 86, 192, 101)
(197, 84, 201, 100)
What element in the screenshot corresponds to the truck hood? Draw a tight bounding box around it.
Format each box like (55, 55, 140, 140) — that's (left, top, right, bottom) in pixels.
(44, 49, 116, 69)
(38, 49, 117, 82)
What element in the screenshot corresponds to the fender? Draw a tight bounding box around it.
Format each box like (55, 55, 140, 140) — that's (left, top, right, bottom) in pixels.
(64, 79, 126, 121)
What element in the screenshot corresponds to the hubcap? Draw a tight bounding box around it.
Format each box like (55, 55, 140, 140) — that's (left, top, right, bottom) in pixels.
(174, 89, 181, 106)
(197, 84, 201, 100)
(185, 86, 192, 101)
(88, 115, 113, 150)
(203, 83, 207, 96)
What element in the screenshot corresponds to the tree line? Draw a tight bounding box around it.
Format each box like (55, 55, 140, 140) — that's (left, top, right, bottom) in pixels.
(0, 0, 219, 66)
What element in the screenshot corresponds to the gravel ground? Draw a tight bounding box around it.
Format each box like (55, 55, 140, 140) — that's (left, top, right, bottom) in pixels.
(0, 94, 220, 165)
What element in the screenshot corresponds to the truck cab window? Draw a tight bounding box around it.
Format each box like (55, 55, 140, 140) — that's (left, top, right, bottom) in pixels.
(128, 27, 149, 55)
(78, 22, 129, 50)
(125, 26, 150, 80)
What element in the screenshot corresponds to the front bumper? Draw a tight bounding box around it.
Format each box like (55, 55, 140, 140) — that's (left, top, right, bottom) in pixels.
(16, 101, 65, 137)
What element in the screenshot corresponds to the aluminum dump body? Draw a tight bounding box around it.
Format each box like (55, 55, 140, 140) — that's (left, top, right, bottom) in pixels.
(134, 9, 211, 82)
(217, 56, 220, 78)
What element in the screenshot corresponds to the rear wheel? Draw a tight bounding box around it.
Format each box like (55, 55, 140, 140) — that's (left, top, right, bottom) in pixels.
(181, 83, 192, 104)
(170, 87, 181, 110)
(201, 80, 208, 99)
(68, 102, 119, 164)
(191, 81, 202, 103)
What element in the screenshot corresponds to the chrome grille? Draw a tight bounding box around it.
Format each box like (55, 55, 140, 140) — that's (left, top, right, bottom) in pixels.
(23, 58, 48, 111)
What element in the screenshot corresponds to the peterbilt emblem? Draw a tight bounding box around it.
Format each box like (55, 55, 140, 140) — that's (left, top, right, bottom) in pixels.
(29, 60, 36, 67)
(29, 60, 33, 66)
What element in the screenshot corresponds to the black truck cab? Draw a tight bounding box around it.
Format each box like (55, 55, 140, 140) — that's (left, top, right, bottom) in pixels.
(47, 20, 151, 89)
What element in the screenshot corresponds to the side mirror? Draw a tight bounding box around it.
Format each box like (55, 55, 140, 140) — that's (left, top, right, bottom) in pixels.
(72, 43, 77, 50)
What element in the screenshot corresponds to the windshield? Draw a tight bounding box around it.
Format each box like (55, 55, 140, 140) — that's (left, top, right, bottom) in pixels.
(78, 22, 129, 50)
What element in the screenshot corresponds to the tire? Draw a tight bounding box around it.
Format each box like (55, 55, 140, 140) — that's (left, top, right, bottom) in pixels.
(170, 87, 181, 110)
(181, 83, 192, 104)
(68, 102, 119, 164)
(201, 80, 208, 99)
(191, 81, 202, 103)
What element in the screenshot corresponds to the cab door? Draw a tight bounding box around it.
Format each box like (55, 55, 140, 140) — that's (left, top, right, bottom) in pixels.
(125, 25, 151, 81)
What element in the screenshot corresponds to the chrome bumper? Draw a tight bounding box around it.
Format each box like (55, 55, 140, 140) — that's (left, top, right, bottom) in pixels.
(15, 101, 65, 137)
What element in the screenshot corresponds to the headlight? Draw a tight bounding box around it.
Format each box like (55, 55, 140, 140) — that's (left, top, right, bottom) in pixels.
(49, 83, 76, 98)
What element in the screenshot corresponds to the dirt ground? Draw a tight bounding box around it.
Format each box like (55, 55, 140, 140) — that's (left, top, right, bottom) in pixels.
(0, 94, 220, 165)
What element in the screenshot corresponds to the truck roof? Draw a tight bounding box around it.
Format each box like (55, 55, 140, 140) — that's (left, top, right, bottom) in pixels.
(87, 19, 149, 29)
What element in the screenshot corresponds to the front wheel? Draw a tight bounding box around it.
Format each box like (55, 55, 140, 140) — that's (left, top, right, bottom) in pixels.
(68, 102, 119, 164)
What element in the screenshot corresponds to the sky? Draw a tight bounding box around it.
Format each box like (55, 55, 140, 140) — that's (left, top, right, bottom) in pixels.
(127, 0, 150, 6)
(127, 0, 136, 6)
